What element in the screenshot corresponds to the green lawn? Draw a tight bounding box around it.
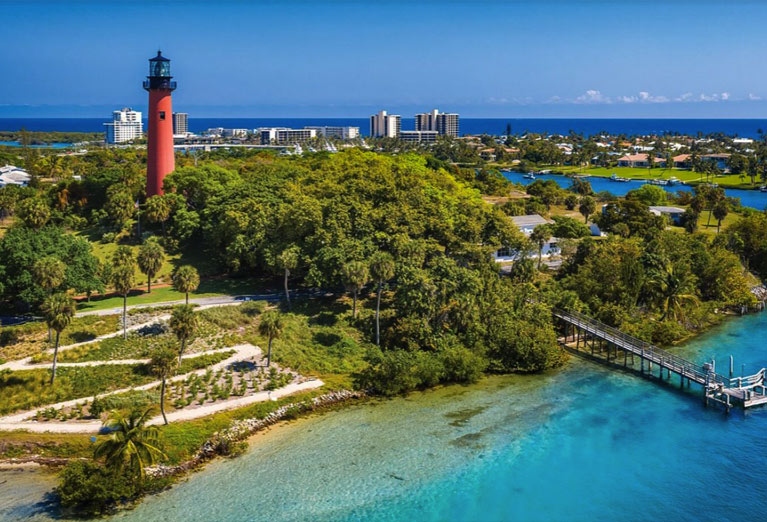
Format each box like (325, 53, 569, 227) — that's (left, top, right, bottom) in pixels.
(247, 296, 372, 388)
(75, 227, 222, 286)
(557, 166, 762, 190)
(75, 276, 270, 312)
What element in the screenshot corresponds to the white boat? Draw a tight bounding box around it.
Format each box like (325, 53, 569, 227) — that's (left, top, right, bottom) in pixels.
(668, 177, 679, 186)
(760, 185, 767, 193)
(523, 173, 536, 180)
(648, 179, 669, 186)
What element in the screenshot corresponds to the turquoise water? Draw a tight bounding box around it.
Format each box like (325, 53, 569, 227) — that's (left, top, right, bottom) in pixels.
(0, 141, 73, 149)
(3, 311, 767, 521)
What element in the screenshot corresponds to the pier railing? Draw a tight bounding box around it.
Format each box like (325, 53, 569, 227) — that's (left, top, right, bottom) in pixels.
(554, 308, 726, 386)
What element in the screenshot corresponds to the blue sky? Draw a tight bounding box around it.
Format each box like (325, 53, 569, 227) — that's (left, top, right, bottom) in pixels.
(2, 0, 767, 117)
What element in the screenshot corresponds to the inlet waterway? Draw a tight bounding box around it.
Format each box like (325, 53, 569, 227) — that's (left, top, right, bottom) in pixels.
(502, 170, 767, 211)
(2, 311, 767, 521)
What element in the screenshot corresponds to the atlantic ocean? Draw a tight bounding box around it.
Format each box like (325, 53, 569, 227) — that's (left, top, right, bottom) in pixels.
(3, 118, 767, 138)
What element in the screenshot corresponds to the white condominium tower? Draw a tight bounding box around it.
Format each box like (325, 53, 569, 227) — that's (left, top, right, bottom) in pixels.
(173, 112, 189, 135)
(370, 110, 401, 138)
(104, 107, 143, 144)
(415, 109, 459, 136)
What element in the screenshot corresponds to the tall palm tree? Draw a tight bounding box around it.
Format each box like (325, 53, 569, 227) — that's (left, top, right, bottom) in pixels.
(712, 199, 729, 233)
(647, 262, 700, 322)
(277, 246, 299, 309)
(33, 256, 66, 342)
(111, 246, 136, 340)
(341, 261, 369, 318)
(137, 238, 165, 294)
(149, 345, 178, 425)
(369, 252, 395, 345)
(578, 196, 596, 224)
(41, 292, 75, 385)
(529, 225, 551, 269)
(94, 408, 166, 479)
(258, 310, 283, 367)
(172, 265, 200, 304)
(169, 304, 197, 365)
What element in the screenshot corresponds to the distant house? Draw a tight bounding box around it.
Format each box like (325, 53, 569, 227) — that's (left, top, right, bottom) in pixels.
(649, 206, 686, 225)
(479, 148, 496, 161)
(493, 214, 559, 262)
(617, 153, 649, 168)
(0, 165, 31, 187)
(617, 153, 666, 168)
(672, 154, 691, 169)
(701, 153, 730, 171)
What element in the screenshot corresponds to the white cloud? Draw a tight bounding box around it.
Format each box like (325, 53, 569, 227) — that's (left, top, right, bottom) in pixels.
(749, 93, 762, 101)
(638, 91, 669, 103)
(575, 89, 611, 104)
(558, 90, 748, 105)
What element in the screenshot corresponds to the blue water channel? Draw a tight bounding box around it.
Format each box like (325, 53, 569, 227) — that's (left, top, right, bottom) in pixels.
(3, 311, 767, 521)
(502, 170, 767, 211)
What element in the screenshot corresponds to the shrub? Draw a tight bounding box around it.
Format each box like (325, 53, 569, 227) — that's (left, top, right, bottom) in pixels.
(57, 460, 139, 516)
(439, 345, 486, 383)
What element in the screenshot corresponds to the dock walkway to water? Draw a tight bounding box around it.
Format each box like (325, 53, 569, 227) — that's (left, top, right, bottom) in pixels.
(554, 308, 767, 410)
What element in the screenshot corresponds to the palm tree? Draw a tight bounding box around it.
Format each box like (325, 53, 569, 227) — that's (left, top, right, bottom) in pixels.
(529, 225, 551, 269)
(369, 252, 395, 345)
(111, 246, 136, 340)
(33, 256, 66, 342)
(137, 239, 165, 293)
(647, 262, 700, 322)
(705, 188, 725, 229)
(41, 292, 75, 385)
(94, 408, 166, 479)
(258, 310, 283, 367)
(172, 265, 200, 304)
(277, 246, 300, 309)
(169, 304, 197, 365)
(578, 196, 596, 224)
(149, 345, 178, 425)
(144, 195, 172, 235)
(341, 261, 369, 318)
(712, 199, 729, 233)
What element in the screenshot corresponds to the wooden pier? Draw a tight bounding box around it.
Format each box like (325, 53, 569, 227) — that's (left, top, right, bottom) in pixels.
(554, 308, 767, 410)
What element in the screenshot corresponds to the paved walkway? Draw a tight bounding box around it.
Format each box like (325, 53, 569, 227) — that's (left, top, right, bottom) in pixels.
(0, 314, 171, 372)
(0, 343, 308, 433)
(0, 299, 326, 433)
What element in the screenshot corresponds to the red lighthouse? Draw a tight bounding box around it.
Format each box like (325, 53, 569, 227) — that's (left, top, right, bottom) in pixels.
(144, 51, 177, 197)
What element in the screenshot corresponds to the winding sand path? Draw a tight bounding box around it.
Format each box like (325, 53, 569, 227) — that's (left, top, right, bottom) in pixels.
(0, 343, 324, 433)
(0, 314, 171, 372)
(0, 301, 325, 434)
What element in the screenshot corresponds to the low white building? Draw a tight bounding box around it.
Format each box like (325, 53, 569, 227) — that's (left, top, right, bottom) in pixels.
(259, 127, 317, 145)
(493, 214, 559, 262)
(649, 205, 685, 225)
(0, 165, 31, 187)
(104, 107, 143, 144)
(399, 130, 439, 143)
(304, 126, 359, 140)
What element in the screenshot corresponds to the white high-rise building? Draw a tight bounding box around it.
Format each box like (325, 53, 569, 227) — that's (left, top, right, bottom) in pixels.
(415, 109, 459, 136)
(104, 107, 143, 144)
(370, 110, 401, 138)
(173, 112, 188, 135)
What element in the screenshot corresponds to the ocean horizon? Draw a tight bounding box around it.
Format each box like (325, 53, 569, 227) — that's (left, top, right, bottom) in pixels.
(3, 117, 767, 138)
